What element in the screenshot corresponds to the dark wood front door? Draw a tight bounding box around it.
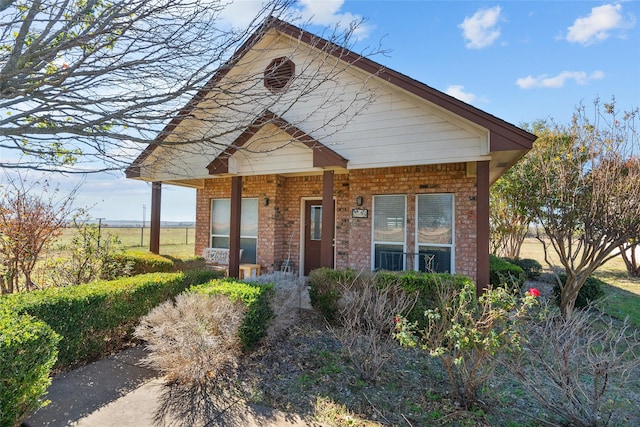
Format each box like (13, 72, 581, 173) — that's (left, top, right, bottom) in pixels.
(304, 200, 334, 275)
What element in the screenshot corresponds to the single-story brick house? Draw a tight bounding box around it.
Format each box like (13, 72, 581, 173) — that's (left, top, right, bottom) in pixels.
(126, 17, 536, 292)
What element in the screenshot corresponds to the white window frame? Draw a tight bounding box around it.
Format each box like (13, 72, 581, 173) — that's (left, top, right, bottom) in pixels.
(371, 194, 407, 271)
(210, 198, 258, 264)
(414, 193, 455, 273)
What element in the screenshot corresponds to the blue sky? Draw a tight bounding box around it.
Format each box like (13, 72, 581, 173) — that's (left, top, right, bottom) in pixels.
(67, 0, 639, 222)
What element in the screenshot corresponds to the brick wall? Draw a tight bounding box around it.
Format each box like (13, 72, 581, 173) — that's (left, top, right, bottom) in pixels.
(194, 163, 477, 279)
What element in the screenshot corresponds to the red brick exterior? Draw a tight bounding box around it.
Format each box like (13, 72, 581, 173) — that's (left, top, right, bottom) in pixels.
(195, 163, 478, 280)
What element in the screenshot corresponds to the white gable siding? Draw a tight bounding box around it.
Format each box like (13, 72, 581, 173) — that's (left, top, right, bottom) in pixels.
(137, 29, 490, 181)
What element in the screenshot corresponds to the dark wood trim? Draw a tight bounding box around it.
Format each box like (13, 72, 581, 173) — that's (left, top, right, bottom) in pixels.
(206, 110, 347, 175)
(150, 182, 162, 254)
(321, 170, 334, 268)
(476, 161, 490, 295)
(128, 17, 535, 176)
(228, 176, 242, 278)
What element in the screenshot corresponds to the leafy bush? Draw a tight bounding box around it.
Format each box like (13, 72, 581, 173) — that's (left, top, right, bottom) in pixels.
(0, 270, 218, 369)
(44, 217, 132, 286)
(377, 271, 473, 327)
(553, 274, 606, 309)
(0, 308, 60, 427)
(189, 279, 274, 351)
(135, 293, 246, 384)
(396, 278, 536, 409)
(490, 254, 526, 290)
(107, 251, 174, 276)
(502, 257, 542, 280)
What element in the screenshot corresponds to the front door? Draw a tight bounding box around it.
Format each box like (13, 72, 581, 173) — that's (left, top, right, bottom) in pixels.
(304, 200, 334, 275)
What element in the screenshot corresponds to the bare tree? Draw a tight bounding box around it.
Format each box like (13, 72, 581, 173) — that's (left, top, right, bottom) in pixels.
(517, 99, 640, 318)
(0, 172, 77, 293)
(1, 1, 380, 174)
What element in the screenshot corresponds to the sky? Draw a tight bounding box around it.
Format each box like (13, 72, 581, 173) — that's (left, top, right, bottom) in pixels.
(50, 0, 640, 222)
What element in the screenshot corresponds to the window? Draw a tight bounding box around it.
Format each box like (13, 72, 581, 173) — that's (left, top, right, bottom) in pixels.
(210, 198, 258, 263)
(264, 57, 295, 92)
(372, 195, 406, 271)
(309, 205, 322, 241)
(416, 194, 454, 273)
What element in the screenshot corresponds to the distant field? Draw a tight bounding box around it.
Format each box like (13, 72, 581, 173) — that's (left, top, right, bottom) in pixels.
(56, 226, 197, 258)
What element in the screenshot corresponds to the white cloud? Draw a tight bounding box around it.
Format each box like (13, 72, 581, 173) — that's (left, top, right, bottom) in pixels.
(445, 85, 477, 103)
(217, 0, 372, 40)
(459, 6, 502, 49)
(294, 0, 372, 40)
(566, 3, 636, 45)
(217, 1, 271, 29)
(516, 70, 605, 89)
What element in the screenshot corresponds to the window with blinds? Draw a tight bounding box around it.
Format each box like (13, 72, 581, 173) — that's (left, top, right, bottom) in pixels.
(416, 194, 454, 273)
(210, 198, 258, 263)
(372, 195, 406, 271)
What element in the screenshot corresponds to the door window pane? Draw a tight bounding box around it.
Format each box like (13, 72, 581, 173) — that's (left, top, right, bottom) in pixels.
(309, 205, 322, 241)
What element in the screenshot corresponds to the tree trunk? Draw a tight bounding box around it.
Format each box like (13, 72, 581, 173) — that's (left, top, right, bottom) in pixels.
(620, 244, 640, 277)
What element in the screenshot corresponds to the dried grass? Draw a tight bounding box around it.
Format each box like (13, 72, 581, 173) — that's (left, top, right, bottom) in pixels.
(134, 292, 246, 384)
(501, 302, 640, 426)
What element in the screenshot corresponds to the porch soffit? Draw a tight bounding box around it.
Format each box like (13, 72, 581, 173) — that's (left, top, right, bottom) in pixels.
(206, 110, 348, 175)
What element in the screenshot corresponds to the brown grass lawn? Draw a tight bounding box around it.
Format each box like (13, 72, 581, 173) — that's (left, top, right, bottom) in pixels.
(55, 226, 197, 258)
(520, 237, 640, 327)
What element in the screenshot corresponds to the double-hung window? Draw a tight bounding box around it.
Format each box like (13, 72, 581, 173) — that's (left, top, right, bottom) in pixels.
(210, 198, 258, 263)
(416, 194, 454, 273)
(372, 195, 406, 271)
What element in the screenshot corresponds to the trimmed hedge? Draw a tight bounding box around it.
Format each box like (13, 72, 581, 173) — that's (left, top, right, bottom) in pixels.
(0, 308, 60, 427)
(0, 270, 218, 369)
(189, 279, 274, 351)
(489, 255, 526, 291)
(553, 274, 606, 309)
(308, 268, 475, 326)
(109, 251, 174, 275)
(501, 257, 543, 280)
(308, 268, 361, 324)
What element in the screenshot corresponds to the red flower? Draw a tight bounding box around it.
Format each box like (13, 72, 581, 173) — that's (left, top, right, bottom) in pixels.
(394, 315, 399, 323)
(527, 288, 541, 297)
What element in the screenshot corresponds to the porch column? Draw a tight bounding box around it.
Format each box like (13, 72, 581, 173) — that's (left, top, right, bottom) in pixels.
(476, 161, 490, 295)
(229, 175, 242, 278)
(150, 182, 161, 254)
(321, 170, 334, 268)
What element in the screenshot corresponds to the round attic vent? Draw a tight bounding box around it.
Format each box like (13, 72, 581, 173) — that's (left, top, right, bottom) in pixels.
(264, 57, 295, 92)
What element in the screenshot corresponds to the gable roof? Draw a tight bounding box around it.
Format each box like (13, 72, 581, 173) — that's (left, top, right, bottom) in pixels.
(206, 110, 348, 175)
(126, 16, 536, 180)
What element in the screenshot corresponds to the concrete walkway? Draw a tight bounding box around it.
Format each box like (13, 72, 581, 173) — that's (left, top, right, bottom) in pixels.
(23, 347, 311, 427)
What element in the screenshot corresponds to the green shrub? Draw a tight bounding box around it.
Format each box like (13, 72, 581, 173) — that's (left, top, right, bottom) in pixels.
(309, 268, 474, 327)
(308, 268, 360, 323)
(108, 251, 174, 276)
(502, 257, 543, 280)
(0, 270, 218, 369)
(377, 271, 474, 327)
(490, 254, 526, 290)
(189, 278, 274, 351)
(0, 308, 60, 427)
(553, 274, 606, 309)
